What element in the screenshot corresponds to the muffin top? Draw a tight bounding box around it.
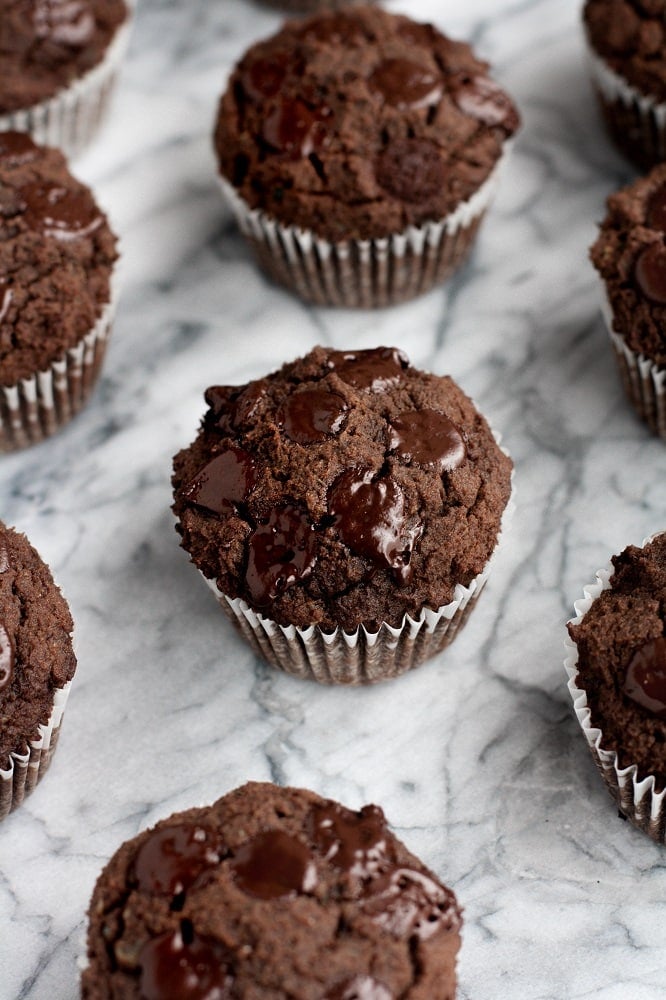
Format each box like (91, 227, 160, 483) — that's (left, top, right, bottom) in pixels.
(0, 0, 128, 114)
(82, 781, 462, 1000)
(214, 5, 519, 241)
(568, 533, 666, 788)
(0, 131, 118, 385)
(590, 161, 666, 365)
(0, 520, 76, 770)
(584, 0, 666, 102)
(172, 346, 512, 632)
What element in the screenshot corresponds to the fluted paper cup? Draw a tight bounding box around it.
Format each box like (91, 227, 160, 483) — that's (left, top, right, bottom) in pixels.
(0, 15, 133, 159)
(0, 681, 71, 821)
(219, 147, 510, 309)
(565, 536, 666, 843)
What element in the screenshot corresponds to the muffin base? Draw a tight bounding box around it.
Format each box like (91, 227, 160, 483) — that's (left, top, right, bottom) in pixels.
(0, 682, 71, 822)
(586, 47, 666, 169)
(565, 551, 666, 843)
(0, 15, 133, 159)
(219, 148, 509, 309)
(0, 285, 118, 452)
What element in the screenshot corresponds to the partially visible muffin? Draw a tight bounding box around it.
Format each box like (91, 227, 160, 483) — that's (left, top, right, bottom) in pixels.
(0, 0, 131, 156)
(0, 131, 118, 450)
(0, 520, 76, 821)
(566, 533, 666, 842)
(82, 781, 462, 998)
(583, 0, 666, 168)
(172, 346, 512, 683)
(215, 5, 519, 307)
(590, 162, 666, 437)
(259, 0, 372, 11)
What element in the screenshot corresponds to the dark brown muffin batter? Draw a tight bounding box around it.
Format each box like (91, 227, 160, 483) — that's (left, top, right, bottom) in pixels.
(172, 346, 512, 631)
(0, 130, 118, 385)
(82, 782, 462, 999)
(590, 162, 666, 366)
(215, 5, 519, 242)
(0, 520, 75, 770)
(568, 533, 666, 787)
(584, 0, 666, 101)
(0, 0, 128, 113)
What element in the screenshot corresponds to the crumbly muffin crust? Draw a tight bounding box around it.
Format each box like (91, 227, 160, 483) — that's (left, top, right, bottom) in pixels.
(568, 534, 666, 787)
(82, 781, 462, 999)
(215, 5, 519, 242)
(0, 0, 128, 114)
(0, 520, 75, 768)
(0, 131, 118, 385)
(584, 0, 666, 102)
(172, 346, 512, 632)
(590, 162, 666, 366)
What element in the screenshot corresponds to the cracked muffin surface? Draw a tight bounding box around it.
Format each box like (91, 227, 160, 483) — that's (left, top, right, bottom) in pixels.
(214, 4, 519, 242)
(0, 519, 75, 770)
(172, 346, 512, 632)
(0, 130, 118, 385)
(82, 781, 462, 1000)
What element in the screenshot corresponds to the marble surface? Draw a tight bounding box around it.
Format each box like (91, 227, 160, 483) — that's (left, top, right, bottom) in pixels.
(2, 0, 666, 997)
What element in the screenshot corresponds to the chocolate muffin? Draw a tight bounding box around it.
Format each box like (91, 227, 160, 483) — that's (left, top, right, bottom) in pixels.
(0, 520, 76, 821)
(214, 5, 519, 307)
(566, 533, 666, 841)
(0, 0, 131, 156)
(0, 131, 118, 450)
(583, 0, 666, 168)
(172, 346, 513, 683)
(82, 781, 462, 999)
(590, 162, 666, 438)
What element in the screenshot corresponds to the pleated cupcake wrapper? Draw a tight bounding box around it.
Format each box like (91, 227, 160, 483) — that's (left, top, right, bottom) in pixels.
(0, 15, 132, 159)
(586, 47, 666, 166)
(200, 474, 513, 685)
(564, 537, 666, 842)
(219, 146, 509, 308)
(0, 681, 71, 822)
(0, 281, 118, 452)
(599, 291, 666, 439)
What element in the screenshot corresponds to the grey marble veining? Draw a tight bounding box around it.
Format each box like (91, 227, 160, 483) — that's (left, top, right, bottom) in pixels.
(2, 0, 666, 997)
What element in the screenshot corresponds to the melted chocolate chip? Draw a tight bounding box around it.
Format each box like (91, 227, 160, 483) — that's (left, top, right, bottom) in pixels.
(388, 409, 466, 471)
(375, 139, 445, 204)
(181, 447, 257, 517)
(231, 380, 268, 430)
(245, 505, 317, 607)
(279, 387, 348, 444)
(327, 348, 409, 392)
(262, 98, 330, 160)
(452, 74, 519, 132)
(309, 802, 390, 877)
(33, 0, 95, 46)
(369, 58, 442, 110)
(623, 636, 666, 719)
(323, 975, 393, 1000)
(0, 624, 14, 692)
(0, 288, 12, 326)
(646, 183, 666, 231)
(361, 868, 459, 941)
(0, 131, 39, 166)
(241, 51, 291, 101)
(635, 242, 666, 304)
(230, 829, 317, 899)
(19, 181, 102, 240)
(139, 928, 233, 1000)
(134, 824, 221, 899)
(328, 468, 421, 584)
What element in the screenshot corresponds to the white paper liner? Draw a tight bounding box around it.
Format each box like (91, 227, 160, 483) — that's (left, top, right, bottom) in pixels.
(199, 473, 514, 685)
(586, 46, 666, 165)
(0, 681, 71, 821)
(0, 15, 132, 159)
(598, 291, 666, 439)
(219, 145, 510, 308)
(0, 277, 119, 452)
(564, 533, 666, 842)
